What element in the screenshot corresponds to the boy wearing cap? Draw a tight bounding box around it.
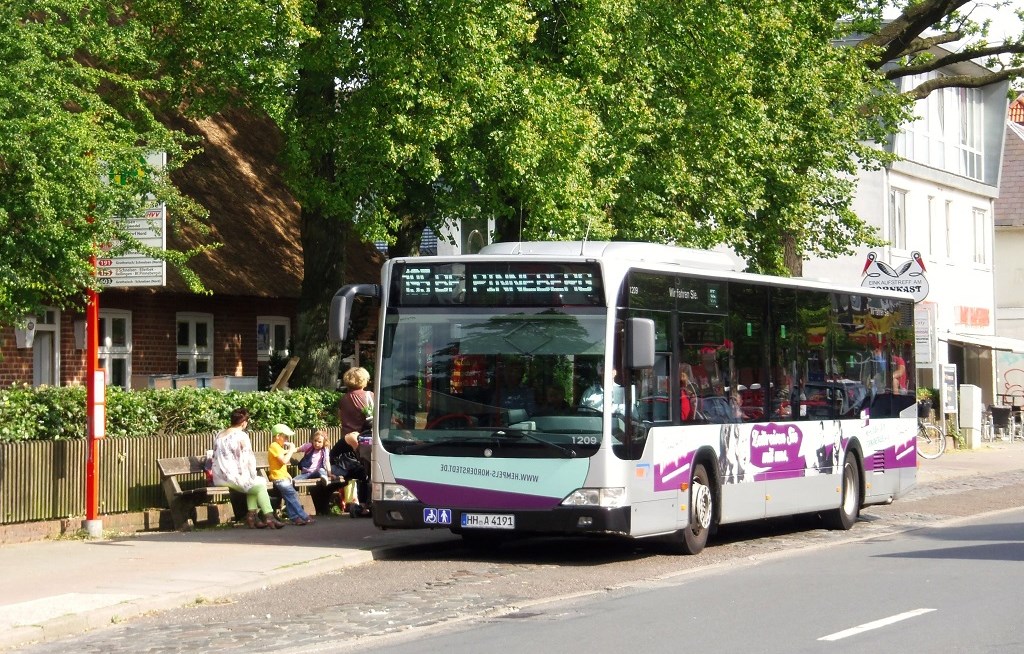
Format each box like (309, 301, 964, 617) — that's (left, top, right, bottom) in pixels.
(268, 424, 314, 525)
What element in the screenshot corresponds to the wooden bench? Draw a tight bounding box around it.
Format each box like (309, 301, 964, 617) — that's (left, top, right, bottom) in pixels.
(157, 452, 342, 530)
(157, 455, 243, 531)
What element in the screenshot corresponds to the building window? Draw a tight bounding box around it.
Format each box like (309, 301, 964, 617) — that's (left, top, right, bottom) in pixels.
(973, 208, 989, 265)
(257, 316, 290, 362)
(33, 308, 60, 387)
(945, 200, 954, 258)
(956, 87, 983, 180)
(896, 74, 983, 181)
(176, 312, 213, 375)
(889, 188, 907, 250)
(926, 195, 936, 257)
(99, 310, 132, 388)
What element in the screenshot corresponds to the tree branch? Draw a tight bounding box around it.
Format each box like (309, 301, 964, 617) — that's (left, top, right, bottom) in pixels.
(858, 0, 974, 69)
(895, 31, 966, 59)
(901, 67, 1024, 99)
(886, 43, 1024, 80)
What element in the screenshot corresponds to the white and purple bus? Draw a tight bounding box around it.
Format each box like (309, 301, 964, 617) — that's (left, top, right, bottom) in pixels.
(329, 241, 917, 553)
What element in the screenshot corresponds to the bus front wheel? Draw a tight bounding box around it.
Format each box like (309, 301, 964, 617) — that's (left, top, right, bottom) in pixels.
(824, 455, 860, 530)
(676, 462, 713, 555)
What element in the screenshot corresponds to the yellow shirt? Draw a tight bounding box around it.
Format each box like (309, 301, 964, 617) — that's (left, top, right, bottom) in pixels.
(267, 442, 292, 481)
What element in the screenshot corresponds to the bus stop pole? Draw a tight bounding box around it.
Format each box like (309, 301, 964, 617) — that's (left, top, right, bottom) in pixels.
(84, 255, 104, 539)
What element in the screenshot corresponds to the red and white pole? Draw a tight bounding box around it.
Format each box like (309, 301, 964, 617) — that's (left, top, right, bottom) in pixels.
(84, 252, 105, 538)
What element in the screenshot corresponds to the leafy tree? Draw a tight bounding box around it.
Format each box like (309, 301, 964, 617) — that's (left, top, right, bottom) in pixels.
(0, 1, 208, 327)
(7, 0, 1022, 379)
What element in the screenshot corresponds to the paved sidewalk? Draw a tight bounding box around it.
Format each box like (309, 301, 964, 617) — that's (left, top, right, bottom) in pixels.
(0, 514, 458, 652)
(1, 441, 1023, 652)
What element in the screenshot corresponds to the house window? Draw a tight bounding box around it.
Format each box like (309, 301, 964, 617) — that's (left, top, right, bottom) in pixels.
(99, 310, 132, 388)
(33, 308, 60, 387)
(945, 200, 954, 259)
(926, 195, 936, 256)
(973, 208, 989, 265)
(176, 312, 213, 375)
(889, 188, 907, 250)
(956, 87, 983, 180)
(896, 75, 983, 181)
(257, 316, 290, 362)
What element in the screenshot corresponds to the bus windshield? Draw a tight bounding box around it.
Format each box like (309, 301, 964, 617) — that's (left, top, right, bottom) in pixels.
(377, 306, 609, 458)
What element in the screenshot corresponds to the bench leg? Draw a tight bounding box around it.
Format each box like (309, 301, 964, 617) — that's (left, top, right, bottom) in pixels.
(309, 486, 334, 516)
(169, 500, 196, 531)
(162, 479, 196, 531)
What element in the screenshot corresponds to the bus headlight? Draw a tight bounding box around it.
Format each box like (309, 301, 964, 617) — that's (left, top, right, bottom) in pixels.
(561, 487, 626, 508)
(376, 483, 418, 502)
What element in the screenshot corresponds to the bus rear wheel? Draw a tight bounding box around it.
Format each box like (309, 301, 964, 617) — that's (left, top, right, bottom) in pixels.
(674, 462, 713, 555)
(824, 455, 860, 530)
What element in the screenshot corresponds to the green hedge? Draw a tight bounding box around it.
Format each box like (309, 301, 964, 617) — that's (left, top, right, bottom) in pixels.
(0, 385, 343, 442)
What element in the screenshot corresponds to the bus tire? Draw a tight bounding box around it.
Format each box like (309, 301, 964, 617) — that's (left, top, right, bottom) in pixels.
(824, 455, 860, 530)
(677, 462, 713, 555)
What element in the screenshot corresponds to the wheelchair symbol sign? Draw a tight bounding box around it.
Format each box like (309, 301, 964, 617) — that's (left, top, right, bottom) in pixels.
(423, 508, 452, 525)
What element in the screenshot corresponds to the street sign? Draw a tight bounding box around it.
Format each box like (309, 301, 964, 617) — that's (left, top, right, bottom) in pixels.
(859, 250, 929, 302)
(96, 205, 167, 287)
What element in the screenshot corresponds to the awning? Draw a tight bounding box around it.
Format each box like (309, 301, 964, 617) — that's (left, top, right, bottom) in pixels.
(940, 332, 1024, 354)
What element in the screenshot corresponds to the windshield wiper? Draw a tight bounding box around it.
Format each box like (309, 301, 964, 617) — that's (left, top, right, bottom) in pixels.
(491, 429, 577, 458)
(397, 437, 478, 455)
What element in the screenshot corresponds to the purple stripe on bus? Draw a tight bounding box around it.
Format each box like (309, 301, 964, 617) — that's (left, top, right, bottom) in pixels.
(861, 439, 917, 473)
(654, 450, 695, 492)
(886, 438, 918, 469)
(398, 479, 563, 510)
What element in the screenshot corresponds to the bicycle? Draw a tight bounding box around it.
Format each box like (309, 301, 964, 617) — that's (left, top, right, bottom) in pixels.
(916, 417, 946, 459)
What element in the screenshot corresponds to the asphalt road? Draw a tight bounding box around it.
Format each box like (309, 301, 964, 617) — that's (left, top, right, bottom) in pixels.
(362, 508, 1024, 653)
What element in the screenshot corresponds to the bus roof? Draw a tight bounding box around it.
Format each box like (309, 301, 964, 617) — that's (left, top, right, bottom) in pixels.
(393, 241, 913, 302)
(477, 241, 740, 273)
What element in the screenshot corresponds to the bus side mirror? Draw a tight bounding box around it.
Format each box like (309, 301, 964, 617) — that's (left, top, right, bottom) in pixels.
(626, 317, 655, 369)
(328, 284, 380, 342)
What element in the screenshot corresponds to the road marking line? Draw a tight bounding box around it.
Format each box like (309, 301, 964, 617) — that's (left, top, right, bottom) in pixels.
(818, 608, 936, 641)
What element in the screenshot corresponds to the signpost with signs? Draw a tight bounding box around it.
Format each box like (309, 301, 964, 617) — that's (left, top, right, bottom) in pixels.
(914, 303, 935, 366)
(86, 152, 167, 537)
(941, 363, 958, 415)
(96, 205, 167, 287)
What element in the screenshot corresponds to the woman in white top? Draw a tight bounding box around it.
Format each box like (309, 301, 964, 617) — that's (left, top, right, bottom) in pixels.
(212, 407, 283, 529)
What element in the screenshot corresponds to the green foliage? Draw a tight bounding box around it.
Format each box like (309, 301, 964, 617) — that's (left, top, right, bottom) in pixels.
(0, 385, 86, 441)
(132, 0, 912, 274)
(0, 2, 211, 327)
(946, 415, 962, 449)
(5, 0, 1020, 346)
(0, 386, 341, 442)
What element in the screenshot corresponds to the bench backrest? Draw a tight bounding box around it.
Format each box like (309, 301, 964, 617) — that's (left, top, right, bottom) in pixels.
(158, 452, 269, 478)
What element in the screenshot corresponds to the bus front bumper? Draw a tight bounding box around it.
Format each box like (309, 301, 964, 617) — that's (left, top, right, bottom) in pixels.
(373, 502, 631, 536)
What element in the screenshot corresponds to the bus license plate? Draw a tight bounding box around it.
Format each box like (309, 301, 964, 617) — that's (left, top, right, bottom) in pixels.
(461, 513, 515, 530)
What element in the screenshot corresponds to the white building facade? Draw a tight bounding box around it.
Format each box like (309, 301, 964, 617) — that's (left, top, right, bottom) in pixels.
(797, 62, 1010, 404)
(992, 104, 1024, 398)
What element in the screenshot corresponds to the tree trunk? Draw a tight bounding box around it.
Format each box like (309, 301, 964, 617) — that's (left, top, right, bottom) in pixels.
(388, 213, 426, 258)
(292, 208, 348, 388)
(289, 56, 346, 389)
(783, 231, 803, 277)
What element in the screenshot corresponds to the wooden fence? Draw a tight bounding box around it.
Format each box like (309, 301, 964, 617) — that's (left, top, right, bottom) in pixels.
(0, 427, 347, 525)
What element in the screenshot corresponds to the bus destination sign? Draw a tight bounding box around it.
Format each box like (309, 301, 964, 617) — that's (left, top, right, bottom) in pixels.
(394, 263, 603, 307)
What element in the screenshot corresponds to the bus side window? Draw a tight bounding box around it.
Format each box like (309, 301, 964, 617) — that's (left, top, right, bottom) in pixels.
(636, 354, 670, 423)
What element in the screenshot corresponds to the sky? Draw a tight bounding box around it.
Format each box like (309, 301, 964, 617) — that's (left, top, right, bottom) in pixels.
(885, 1, 1023, 43)
(966, 0, 1022, 42)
